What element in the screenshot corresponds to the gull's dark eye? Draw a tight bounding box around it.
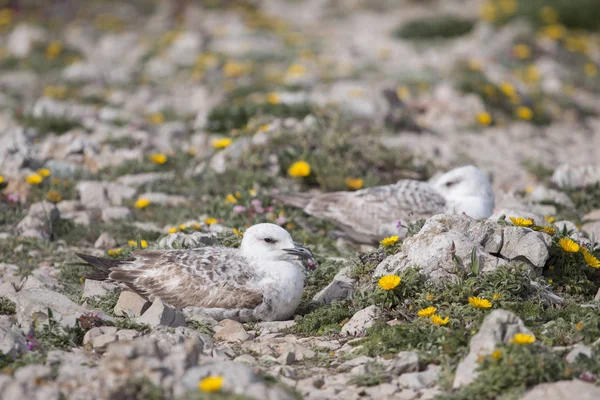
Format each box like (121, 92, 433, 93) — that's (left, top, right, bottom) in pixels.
(264, 237, 276, 244)
(445, 180, 458, 187)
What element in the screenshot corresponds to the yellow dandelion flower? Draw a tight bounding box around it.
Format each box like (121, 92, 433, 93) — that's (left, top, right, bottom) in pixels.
(288, 161, 311, 178)
(233, 228, 243, 236)
(500, 82, 516, 97)
(248, 189, 257, 197)
(468, 58, 482, 71)
(583, 251, 600, 268)
(235, 191, 241, 198)
(542, 24, 565, 40)
(548, 279, 553, 284)
(516, 106, 533, 120)
(584, 63, 597, 78)
(425, 293, 434, 301)
(430, 314, 450, 326)
(558, 238, 580, 253)
(510, 333, 536, 344)
(509, 217, 534, 227)
(150, 153, 167, 165)
(491, 349, 503, 360)
(134, 198, 150, 209)
(192, 223, 201, 230)
(37, 168, 51, 177)
(345, 178, 364, 190)
(492, 293, 502, 301)
(0, 175, 4, 184)
(140, 240, 148, 248)
(225, 194, 237, 204)
(380, 235, 399, 247)
(540, 7, 558, 24)
(469, 296, 492, 309)
(417, 306, 437, 318)
(46, 190, 62, 203)
(524, 65, 541, 83)
(198, 375, 224, 392)
(204, 218, 218, 225)
(107, 248, 122, 256)
(212, 138, 233, 149)
(286, 63, 306, 77)
(483, 84, 496, 97)
(26, 173, 43, 185)
(267, 92, 281, 104)
(168, 227, 178, 234)
(513, 44, 531, 59)
(476, 112, 492, 126)
(128, 240, 137, 247)
(46, 41, 62, 60)
(540, 226, 555, 235)
(575, 322, 584, 331)
(378, 275, 401, 290)
(396, 86, 410, 100)
(544, 216, 555, 223)
(179, 224, 187, 231)
(148, 112, 165, 125)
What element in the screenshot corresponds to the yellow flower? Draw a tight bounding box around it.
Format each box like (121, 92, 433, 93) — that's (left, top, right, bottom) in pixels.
(46, 41, 62, 60)
(491, 349, 503, 360)
(500, 82, 516, 97)
(544, 216, 555, 223)
(134, 198, 151, 209)
(225, 194, 237, 204)
(469, 296, 492, 309)
(540, 7, 558, 24)
(483, 85, 496, 97)
(558, 238, 580, 253)
(583, 251, 600, 268)
(492, 293, 502, 301)
(584, 63, 597, 78)
(479, 2, 497, 22)
(524, 65, 541, 83)
(380, 235, 399, 247)
(46, 190, 62, 203)
(223, 61, 249, 78)
(425, 293, 434, 301)
(233, 228, 243, 236)
(509, 217, 534, 227)
(430, 314, 450, 326)
(267, 92, 280, 104)
(198, 375, 224, 392)
(107, 248, 122, 256)
(286, 63, 306, 77)
(128, 240, 137, 247)
(417, 306, 437, 318)
(540, 226, 555, 235)
(204, 218, 218, 225)
(516, 106, 533, 120)
(148, 112, 165, 125)
(288, 161, 311, 178)
(140, 240, 148, 248)
(179, 224, 187, 231)
(0, 175, 4, 184)
(0, 8, 14, 26)
(192, 223, 201, 230)
(510, 333, 536, 345)
(43, 86, 67, 99)
(37, 168, 51, 177)
(468, 58, 482, 71)
(150, 153, 167, 165)
(542, 24, 565, 40)
(26, 173, 43, 185)
(476, 112, 492, 126)
(378, 275, 401, 291)
(168, 227, 178, 234)
(575, 322, 584, 331)
(345, 178, 364, 190)
(513, 44, 531, 59)
(212, 138, 233, 149)
(249, 189, 257, 197)
(396, 86, 410, 100)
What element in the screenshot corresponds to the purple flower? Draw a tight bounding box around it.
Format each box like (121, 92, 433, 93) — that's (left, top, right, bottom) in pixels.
(232, 205, 246, 214)
(396, 220, 403, 228)
(250, 199, 262, 209)
(26, 330, 38, 351)
(276, 215, 287, 225)
(6, 193, 19, 203)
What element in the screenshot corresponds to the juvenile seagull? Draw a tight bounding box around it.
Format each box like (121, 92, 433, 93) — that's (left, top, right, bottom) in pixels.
(275, 165, 494, 243)
(77, 223, 315, 322)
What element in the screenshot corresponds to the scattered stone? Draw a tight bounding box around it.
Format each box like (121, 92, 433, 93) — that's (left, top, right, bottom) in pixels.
(565, 344, 593, 364)
(521, 380, 600, 400)
(313, 266, 356, 304)
(7, 24, 46, 58)
(341, 305, 382, 336)
(83, 326, 118, 345)
(277, 350, 296, 365)
(93, 232, 117, 250)
(136, 192, 188, 206)
(213, 319, 250, 343)
(16, 201, 60, 240)
(234, 354, 257, 364)
(101, 206, 132, 222)
(82, 279, 118, 299)
(0, 325, 27, 358)
(395, 365, 440, 390)
(551, 164, 600, 189)
(257, 320, 295, 333)
(499, 227, 550, 268)
(116, 171, 176, 187)
(76, 180, 136, 209)
(453, 309, 533, 388)
(114, 291, 150, 317)
(385, 351, 420, 375)
(136, 299, 186, 328)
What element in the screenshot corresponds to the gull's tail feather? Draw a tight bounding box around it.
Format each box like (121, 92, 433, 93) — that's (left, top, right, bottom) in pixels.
(76, 253, 125, 281)
(272, 192, 313, 209)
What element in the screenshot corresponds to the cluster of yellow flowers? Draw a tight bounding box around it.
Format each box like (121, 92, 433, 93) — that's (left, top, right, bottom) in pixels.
(128, 240, 148, 249)
(26, 169, 52, 185)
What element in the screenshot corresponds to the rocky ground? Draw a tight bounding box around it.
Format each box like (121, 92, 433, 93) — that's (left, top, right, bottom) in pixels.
(2, 0, 600, 398)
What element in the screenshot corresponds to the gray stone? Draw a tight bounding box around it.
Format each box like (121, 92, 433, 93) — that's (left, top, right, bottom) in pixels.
(258, 320, 295, 333)
(313, 266, 356, 304)
(396, 365, 440, 390)
(278, 350, 296, 365)
(341, 305, 382, 336)
(93, 232, 117, 249)
(136, 192, 187, 206)
(521, 380, 600, 400)
(101, 206, 132, 222)
(500, 227, 550, 268)
(551, 164, 600, 189)
(0, 325, 27, 358)
(279, 343, 315, 361)
(453, 309, 533, 388)
(82, 279, 118, 299)
(136, 299, 186, 327)
(182, 307, 218, 329)
(16, 201, 60, 240)
(7, 24, 46, 57)
(209, 137, 252, 174)
(83, 326, 118, 345)
(116, 329, 141, 341)
(385, 351, 420, 375)
(565, 344, 593, 363)
(76, 180, 136, 209)
(92, 333, 118, 352)
(213, 319, 250, 343)
(234, 354, 257, 364)
(116, 171, 175, 187)
(114, 291, 150, 317)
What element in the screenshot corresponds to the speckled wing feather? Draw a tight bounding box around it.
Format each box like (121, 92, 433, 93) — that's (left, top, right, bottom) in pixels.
(304, 180, 446, 242)
(102, 248, 263, 310)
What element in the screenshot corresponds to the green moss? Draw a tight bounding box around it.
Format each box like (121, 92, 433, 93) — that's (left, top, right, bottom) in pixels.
(17, 112, 82, 136)
(85, 291, 120, 316)
(289, 301, 353, 335)
(0, 296, 16, 315)
(394, 16, 475, 40)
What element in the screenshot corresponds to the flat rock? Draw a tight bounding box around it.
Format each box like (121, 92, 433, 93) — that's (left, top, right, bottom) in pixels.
(565, 344, 593, 364)
(313, 266, 356, 304)
(93, 232, 117, 249)
(257, 320, 295, 333)
(213, 319, 250, 343)
(385, 351, 420, 375)
(114, 291, 150, 317)
(136, 299, 186, 327)
(0, 325, 27, 358)
(395, 365, 440, 390)
(82, 279, 118, 299)
(101, 206, 132, 222)
(16, 201, 60, 240)
(341, 305, 382, 336)
(521, 380, 600, 400)
(500, 227, 550, 268)
(76, 180, 136, 209)
(136, 192, 188, 206)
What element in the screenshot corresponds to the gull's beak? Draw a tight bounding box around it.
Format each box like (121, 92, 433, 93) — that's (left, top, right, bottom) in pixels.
(284, 244, 318, 270)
